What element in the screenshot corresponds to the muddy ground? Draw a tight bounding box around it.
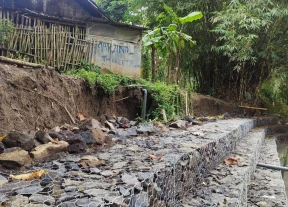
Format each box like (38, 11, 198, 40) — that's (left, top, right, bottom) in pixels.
(0, 62, 242, 136)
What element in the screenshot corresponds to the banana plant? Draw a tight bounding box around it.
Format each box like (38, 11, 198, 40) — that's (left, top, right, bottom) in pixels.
(142, 4, 202, 83)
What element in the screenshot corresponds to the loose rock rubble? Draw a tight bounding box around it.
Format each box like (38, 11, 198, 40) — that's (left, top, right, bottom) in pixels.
(0, 115, 268, 207)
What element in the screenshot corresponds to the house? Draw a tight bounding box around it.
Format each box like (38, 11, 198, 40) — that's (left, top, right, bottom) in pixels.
(0, 0, 144, 78)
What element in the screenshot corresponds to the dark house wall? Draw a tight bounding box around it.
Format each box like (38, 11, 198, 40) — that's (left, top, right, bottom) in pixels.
(0, 0, 104, 20)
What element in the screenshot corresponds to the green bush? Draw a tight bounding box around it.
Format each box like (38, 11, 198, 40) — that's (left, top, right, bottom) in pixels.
(139, 79, 183, 120)
(0, 19, 14, 46)
(260, 74, 288, 120)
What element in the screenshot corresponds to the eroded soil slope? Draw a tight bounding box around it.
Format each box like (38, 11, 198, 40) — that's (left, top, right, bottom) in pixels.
(0, 63, 142, 135)
(192, 93, 240, 116)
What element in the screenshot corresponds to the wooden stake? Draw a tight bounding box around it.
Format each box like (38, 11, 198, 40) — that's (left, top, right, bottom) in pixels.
(161, 109, 168, 123)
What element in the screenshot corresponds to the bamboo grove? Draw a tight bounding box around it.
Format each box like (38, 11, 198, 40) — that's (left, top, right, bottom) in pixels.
(95, 0, 288, 117)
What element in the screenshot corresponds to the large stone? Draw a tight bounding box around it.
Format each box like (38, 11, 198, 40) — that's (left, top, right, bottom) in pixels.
(0, 142, 4, 154)
(117, 127, 138, 138)
(83, 189, 110, 197)
(105, 121, 115, 130)
(0, 181, 32, 195)
(118, 117, 131, 128)
(151, 200, 166, 207)
(51, 126, 61, 133)
(40, 174, 53, 186)
(0, 175, 8, 186)
(58, 191, 81, 202)
(154, 122, 169, 132)
(90, 128, 110, 145)
(132, 193, 149, 207)
(100, 170, 115, 177)
(74, 130, 95, 145)
(121, 173, 139, 185)
(137, 123, 157, 135)
(90, 168, 102, 174)
(104, 193, 127, 207)
(5, 195, 29, 207)
(16, 185, 43, 195)
(79, 118, 103, 130)
(35, 130, 53, 144)
(23, 204, 49, 207)
(3, 132, 35, 151)
(169, 120, 188, 129)
(256, 201, 269, 207)
(76, 197, 105, 207)
(30, 141, 69, 160)
(0, 147, 32, 169)
(78, 155, 105, 169)
(112, 161, 127, 169)
(57, 131, 87, 153)
(0, 193, 9, 203)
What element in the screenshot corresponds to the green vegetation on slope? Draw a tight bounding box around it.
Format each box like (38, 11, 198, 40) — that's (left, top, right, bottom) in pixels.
(65, 62, 188, 121)
(65, 62, 136, 94)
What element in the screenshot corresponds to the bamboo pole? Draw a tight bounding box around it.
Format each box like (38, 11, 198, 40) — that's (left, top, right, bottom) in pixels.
(0, 56, 48, 68)
(238, 106, 267, 111)
(34, 26, 37, 62)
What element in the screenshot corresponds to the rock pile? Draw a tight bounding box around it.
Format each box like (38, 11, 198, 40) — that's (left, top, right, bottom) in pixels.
(0, 113, 226, 207)
(1, 114, 193, 170)
(0, 117, 112, 169)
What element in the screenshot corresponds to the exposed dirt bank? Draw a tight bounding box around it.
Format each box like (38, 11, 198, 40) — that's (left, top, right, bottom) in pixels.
(0, 63, 142, 135)
(0, 62, 243, 136)
(192, 93, 239, 116)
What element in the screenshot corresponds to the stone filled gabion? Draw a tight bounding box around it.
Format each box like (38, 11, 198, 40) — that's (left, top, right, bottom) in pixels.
(0, 118, 272, 206)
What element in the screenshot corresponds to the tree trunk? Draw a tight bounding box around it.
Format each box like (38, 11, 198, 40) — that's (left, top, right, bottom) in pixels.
(167, 52, 173, 83)
(175, 42, 181, 84)
(151, 44, 156, 82)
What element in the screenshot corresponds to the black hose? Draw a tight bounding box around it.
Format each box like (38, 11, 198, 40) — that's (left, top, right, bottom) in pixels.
(257, 163, 288, 171)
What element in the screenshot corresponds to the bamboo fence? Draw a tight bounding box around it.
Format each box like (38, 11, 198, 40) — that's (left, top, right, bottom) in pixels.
(1, 26, 97, 70)
(0, 9, 96, 71)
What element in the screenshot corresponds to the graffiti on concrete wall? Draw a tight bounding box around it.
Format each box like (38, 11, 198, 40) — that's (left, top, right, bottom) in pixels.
(91, 37, 141, 78)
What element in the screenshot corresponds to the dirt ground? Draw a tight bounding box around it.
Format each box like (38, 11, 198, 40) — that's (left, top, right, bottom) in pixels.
(0, 63, 143, 135)
(0, 62, 243, 136)
(192, 93, 240, 116)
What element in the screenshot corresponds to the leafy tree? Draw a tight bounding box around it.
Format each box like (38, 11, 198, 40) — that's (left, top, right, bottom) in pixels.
(142, 4, 202, 83)
(94, 0, 147, 24)
(95, 0, 128, 22)
(211, 0, 288, 101)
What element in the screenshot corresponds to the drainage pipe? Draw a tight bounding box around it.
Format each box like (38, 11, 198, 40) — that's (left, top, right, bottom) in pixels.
(142, 89, 147, 120)
(257, 163, 288, 171)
